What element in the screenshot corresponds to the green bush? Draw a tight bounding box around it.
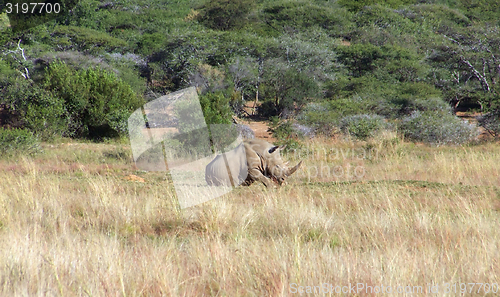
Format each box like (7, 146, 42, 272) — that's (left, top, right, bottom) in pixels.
(340, 114, 387, 140)
(338, 0, 415, 12)
(259, 65, 318, 117)
(199, 92, 233, 126)
(268, 117, 303, 152)
(2, 80, 67, 140)
(399, 111, 479, 145)
(337, 44, 419, 78)
(262, 1, 352, 31)
(197, 0, 255, 30)
(50, 25, 128, 53)
(199, 92, 235, 153)
(0, 60, 17, 87)
(0, 128, 41, 156)
(297, 100, 369, 137)
(337, 44, 385, 77)
(41, 61, 143, 139)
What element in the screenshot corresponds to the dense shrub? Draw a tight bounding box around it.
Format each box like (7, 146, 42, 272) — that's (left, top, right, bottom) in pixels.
(340, 114, 387, 140)
(338, 0, 415, 12)
(297, 101, 361, 137)
(267, 118, 302, 151)
(197, 0, 255, 30)
(199, 92, 233, 126)
(2, 80, 67, 140)
(380, 94, 449, 118)
(40, 61, 143, 139)
(171, 91, 234, 156)
(50, 25, 128, 53)
(259, 65, 318, 117)
(337, 44, 419, 78)
(262, 1, 352, 32)
(337, 44, 385, 77)
(0, 60, 17, 87)
(399, 111, 479, 145)
(200, 92, 236, 152)
(0, 128, 41, 156)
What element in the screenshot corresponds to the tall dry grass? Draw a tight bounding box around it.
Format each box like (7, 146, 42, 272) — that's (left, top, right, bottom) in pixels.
(0, 138, 499, 296)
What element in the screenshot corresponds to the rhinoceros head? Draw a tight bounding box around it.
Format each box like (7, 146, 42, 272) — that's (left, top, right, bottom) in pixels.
(266, 145, 303, 185)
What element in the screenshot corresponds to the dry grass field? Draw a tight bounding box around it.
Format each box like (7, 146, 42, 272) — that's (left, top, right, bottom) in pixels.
(0, 135, 499, 296)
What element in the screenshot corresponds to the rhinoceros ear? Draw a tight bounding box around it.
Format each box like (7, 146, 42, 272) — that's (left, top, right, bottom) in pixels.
(268, 146, 279, 154)
(269, 145, 286, 154)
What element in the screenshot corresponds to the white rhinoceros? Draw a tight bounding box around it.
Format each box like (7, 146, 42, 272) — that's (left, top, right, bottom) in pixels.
(205, 139, 302, 187)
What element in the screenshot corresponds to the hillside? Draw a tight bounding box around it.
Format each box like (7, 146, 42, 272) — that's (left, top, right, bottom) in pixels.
(1, 0, 500, 143)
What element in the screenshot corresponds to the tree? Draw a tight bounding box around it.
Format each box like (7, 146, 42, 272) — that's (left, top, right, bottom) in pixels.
(428, 28, 500, 112)
(260, 59, 317, 117)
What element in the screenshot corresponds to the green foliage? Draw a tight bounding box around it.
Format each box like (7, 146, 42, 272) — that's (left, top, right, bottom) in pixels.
(1, 62, 141, 140)
(0, 59, 17, 87)
(262, 1, 352, 32)
(457, 0, 500, 22)
(169, 92, 233, 157)
(338, 0, 416, 12)
(0, 13, 12, 44)
(268, 117, 303, 151)
(297, 99, 370, 137)
(197, 0, 255, 30)
(260, 64, 318, 116)
(199, 92, 233, 126)
(104, 53, 147, 95)
(2, 0, 499, 146)
(269, 116, 293, 140)
(137, 33, 168, 56)
(50, 25, 128, 53)
(3, 0, 79, 33)
(337, 44, 384, 77)
(340, 114, 387, 140)
(2, 80, 67, 139)
(377, 83, 445, 117)
(399, 110, 479, 145)
(409, 4, 471, 28)
(325, 75, 380, 99)
(171, 95, 215, 157)
(41, 61, 143, 138)
(337, 44, 418, 78)
(0, 128, 41, 156)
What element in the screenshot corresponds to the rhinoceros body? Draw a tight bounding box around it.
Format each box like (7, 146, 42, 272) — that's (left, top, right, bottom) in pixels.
(205, 139, 302, 187)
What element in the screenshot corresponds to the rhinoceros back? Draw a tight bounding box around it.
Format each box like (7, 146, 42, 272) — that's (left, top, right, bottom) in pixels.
(205, 144, 248, 186)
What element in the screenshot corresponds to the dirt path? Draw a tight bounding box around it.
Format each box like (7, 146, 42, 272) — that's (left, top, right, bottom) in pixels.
(456, 111, 493, 141)
(237, 117, 276, 143)
(236, 101, 277, 142)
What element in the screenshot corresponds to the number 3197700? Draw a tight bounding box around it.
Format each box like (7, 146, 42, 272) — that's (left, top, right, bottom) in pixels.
(5, 2, 61, 14)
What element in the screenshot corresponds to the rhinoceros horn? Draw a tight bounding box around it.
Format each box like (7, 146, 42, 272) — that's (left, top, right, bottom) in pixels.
(286, 161, 302, 176)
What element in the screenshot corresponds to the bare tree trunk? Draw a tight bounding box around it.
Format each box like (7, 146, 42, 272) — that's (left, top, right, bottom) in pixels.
(253, 88, 258, 116)
(253, 59, 264, 116)
(5, 40, 30, 79)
